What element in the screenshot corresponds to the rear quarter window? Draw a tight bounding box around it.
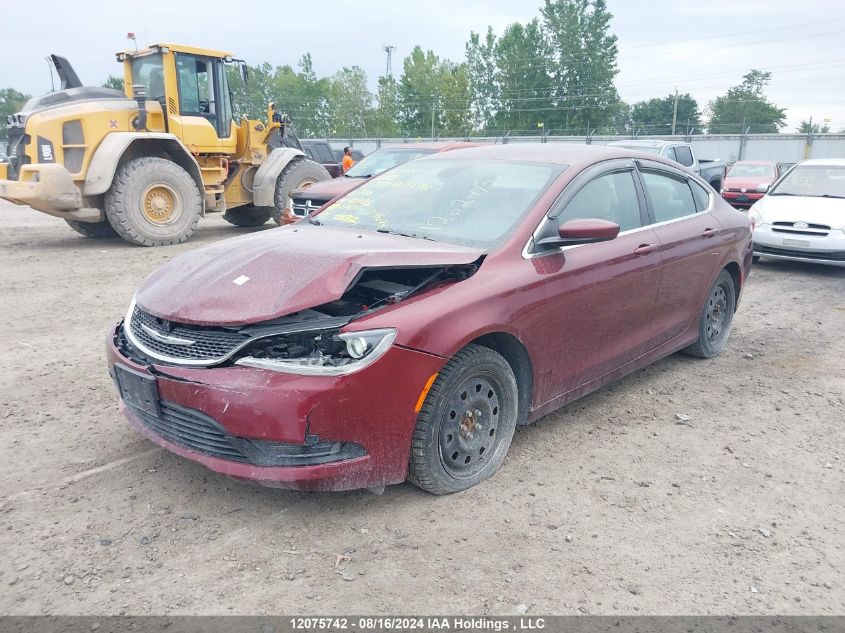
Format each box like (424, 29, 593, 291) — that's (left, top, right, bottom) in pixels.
(690, 180, 711, 210)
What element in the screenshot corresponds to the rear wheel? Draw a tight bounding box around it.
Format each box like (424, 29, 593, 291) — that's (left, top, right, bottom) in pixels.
(408, 344, 518, 495)
(222, 205, 271, 227)
(65, 219, 118, 239)
(682, 269, 736, 359)
(105, 157, 203, 247)
(271, 159, 330, 225)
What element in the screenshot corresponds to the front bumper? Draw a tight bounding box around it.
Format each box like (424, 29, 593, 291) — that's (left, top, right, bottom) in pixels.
(0, 163, 83, 214)
(107, 324, 445, 491)
(753, 224, 845, 267)
(721, 191, 764, 208)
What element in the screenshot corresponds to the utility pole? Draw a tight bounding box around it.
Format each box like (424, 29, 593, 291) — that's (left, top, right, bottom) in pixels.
(431, 99, 435, 140)
(382, 45, 395, 77)
(671, 87, 679, 136)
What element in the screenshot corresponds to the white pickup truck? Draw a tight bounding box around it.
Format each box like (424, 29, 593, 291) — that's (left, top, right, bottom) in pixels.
(607, 140, 727, 191)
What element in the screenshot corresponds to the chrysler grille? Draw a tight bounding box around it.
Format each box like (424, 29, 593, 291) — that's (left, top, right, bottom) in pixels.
(127, 305, 249, 363)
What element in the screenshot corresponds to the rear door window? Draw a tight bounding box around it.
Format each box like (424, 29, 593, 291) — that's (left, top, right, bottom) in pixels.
(641, 170, 697, 223)
(315, 144, 336, 163)
(674, 146, 694, 167)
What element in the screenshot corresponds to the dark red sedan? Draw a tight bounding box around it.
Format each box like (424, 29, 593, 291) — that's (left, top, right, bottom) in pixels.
(107, 144, 753, 494)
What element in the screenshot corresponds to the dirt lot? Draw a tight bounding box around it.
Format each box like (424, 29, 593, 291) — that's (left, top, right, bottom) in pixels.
(0, 200, 843, 616)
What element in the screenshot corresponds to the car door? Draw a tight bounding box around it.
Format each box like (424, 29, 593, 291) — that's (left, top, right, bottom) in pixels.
(522, 160, 663, 406)
(636, 162, 724, 346)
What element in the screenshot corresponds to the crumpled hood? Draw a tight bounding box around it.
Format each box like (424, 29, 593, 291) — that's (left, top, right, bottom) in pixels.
(136, 225, 484, 326)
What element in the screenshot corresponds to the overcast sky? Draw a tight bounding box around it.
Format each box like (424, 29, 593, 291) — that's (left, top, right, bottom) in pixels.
(2, 0, 844, 131)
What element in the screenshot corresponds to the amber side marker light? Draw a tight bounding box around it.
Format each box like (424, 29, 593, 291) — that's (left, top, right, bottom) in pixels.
(414, 373, 439, 413)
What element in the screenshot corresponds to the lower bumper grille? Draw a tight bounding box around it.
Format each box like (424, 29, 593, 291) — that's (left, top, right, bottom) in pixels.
(129, 400, 251, 463)
(126, 399, 367, 467)
(754, 244, 845, 261)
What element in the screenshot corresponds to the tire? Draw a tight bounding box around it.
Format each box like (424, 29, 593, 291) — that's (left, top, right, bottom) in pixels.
(271, 159, 331, 225)
(222, 205, 271, 227)
(65, 219, 118, 239)
(682, 269, 736, 359)
(752, 255, 760, 264)
(105, 157, 203, 247)
(408, 344, 519, 495)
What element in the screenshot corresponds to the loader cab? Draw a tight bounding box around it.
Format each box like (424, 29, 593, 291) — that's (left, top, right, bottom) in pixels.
(122, 44, 237, 155)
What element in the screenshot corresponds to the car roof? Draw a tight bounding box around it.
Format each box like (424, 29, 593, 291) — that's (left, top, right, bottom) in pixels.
(422, 142, 667, 167)
(606, 139, 674, 148)
(798, 158, 845, 167)
(382, 142, 483, 152)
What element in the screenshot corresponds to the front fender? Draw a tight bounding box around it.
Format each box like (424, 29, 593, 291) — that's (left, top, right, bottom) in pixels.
(83, 133, 204, 200)
(252, 148, 306, 207)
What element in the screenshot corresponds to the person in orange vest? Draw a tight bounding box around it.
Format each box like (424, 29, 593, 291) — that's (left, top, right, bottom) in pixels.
(342, 147, 356, 173)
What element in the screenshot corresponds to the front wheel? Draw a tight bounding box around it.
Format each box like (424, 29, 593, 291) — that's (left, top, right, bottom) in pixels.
(408, 344, 518, 495)
(271, 159, 330, 225)
(682, 269, 736, 359)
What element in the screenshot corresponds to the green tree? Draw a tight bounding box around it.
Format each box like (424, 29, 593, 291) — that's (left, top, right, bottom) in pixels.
(797, 119, 830, 134)
(372, 75, 400, 137)
(465, 27, 498, 131)
(398, 46, 470, 137)
(707, 70, 786, 134)
(325, 66, 373, 139)
(492, 19, 553, 133)
(102, 75, 124, 92)
(0, 88, 30, 140)
(631, 93, 701, 135)
(541, 0, 620, 133)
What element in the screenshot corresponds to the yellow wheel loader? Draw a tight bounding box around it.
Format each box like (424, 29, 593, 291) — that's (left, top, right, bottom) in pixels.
(0, 44, 330, 246)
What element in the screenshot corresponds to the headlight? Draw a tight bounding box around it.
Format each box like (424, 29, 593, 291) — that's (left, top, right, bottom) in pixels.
(748, 207, 763, 229)
(235, 328, 397, 376)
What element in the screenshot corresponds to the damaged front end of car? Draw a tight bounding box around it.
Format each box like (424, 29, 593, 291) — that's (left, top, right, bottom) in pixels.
(116, 260, 483, 372)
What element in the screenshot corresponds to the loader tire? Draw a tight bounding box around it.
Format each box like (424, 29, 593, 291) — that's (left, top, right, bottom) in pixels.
(65, 219, 118, 239)
(271, 159, 331, 225)
(105, 157, 203, 247)
(222, 205, 272, 227)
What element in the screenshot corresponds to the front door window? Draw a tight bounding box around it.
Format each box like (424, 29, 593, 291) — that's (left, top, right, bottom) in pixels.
(175, 54, 232, 139)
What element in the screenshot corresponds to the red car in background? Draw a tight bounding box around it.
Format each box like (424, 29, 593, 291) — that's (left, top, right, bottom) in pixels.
(107, 144, 752, 494)
(721, 161, 783, 209)
(284, 142, 479, 224)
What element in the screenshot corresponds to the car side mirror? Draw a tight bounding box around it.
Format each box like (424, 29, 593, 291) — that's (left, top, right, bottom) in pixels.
(536, 218, 620, 249)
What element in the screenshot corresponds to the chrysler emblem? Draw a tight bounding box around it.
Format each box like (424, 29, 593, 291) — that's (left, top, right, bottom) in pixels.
(140, 324, 196, 346)
(793, 221, 809, 230)
(740, 187, 747, 193)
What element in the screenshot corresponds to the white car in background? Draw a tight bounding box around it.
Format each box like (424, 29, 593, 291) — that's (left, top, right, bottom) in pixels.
(750, 159, 845, 267)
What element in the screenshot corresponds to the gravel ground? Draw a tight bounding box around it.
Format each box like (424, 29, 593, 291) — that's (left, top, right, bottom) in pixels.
(0, 201, 843, 616)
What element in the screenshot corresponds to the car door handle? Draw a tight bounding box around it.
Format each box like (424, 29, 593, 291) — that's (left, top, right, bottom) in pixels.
(634, 243, 658, 256)
(701, 228, 718, 238)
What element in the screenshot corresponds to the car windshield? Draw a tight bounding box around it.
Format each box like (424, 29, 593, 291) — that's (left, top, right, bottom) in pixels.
(769, 165, 845, 198)
(345, 148, 435, 178)
(317, 158, 564, 249)
(728, 164, 775, 178)
(612, 144, 661, 155)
